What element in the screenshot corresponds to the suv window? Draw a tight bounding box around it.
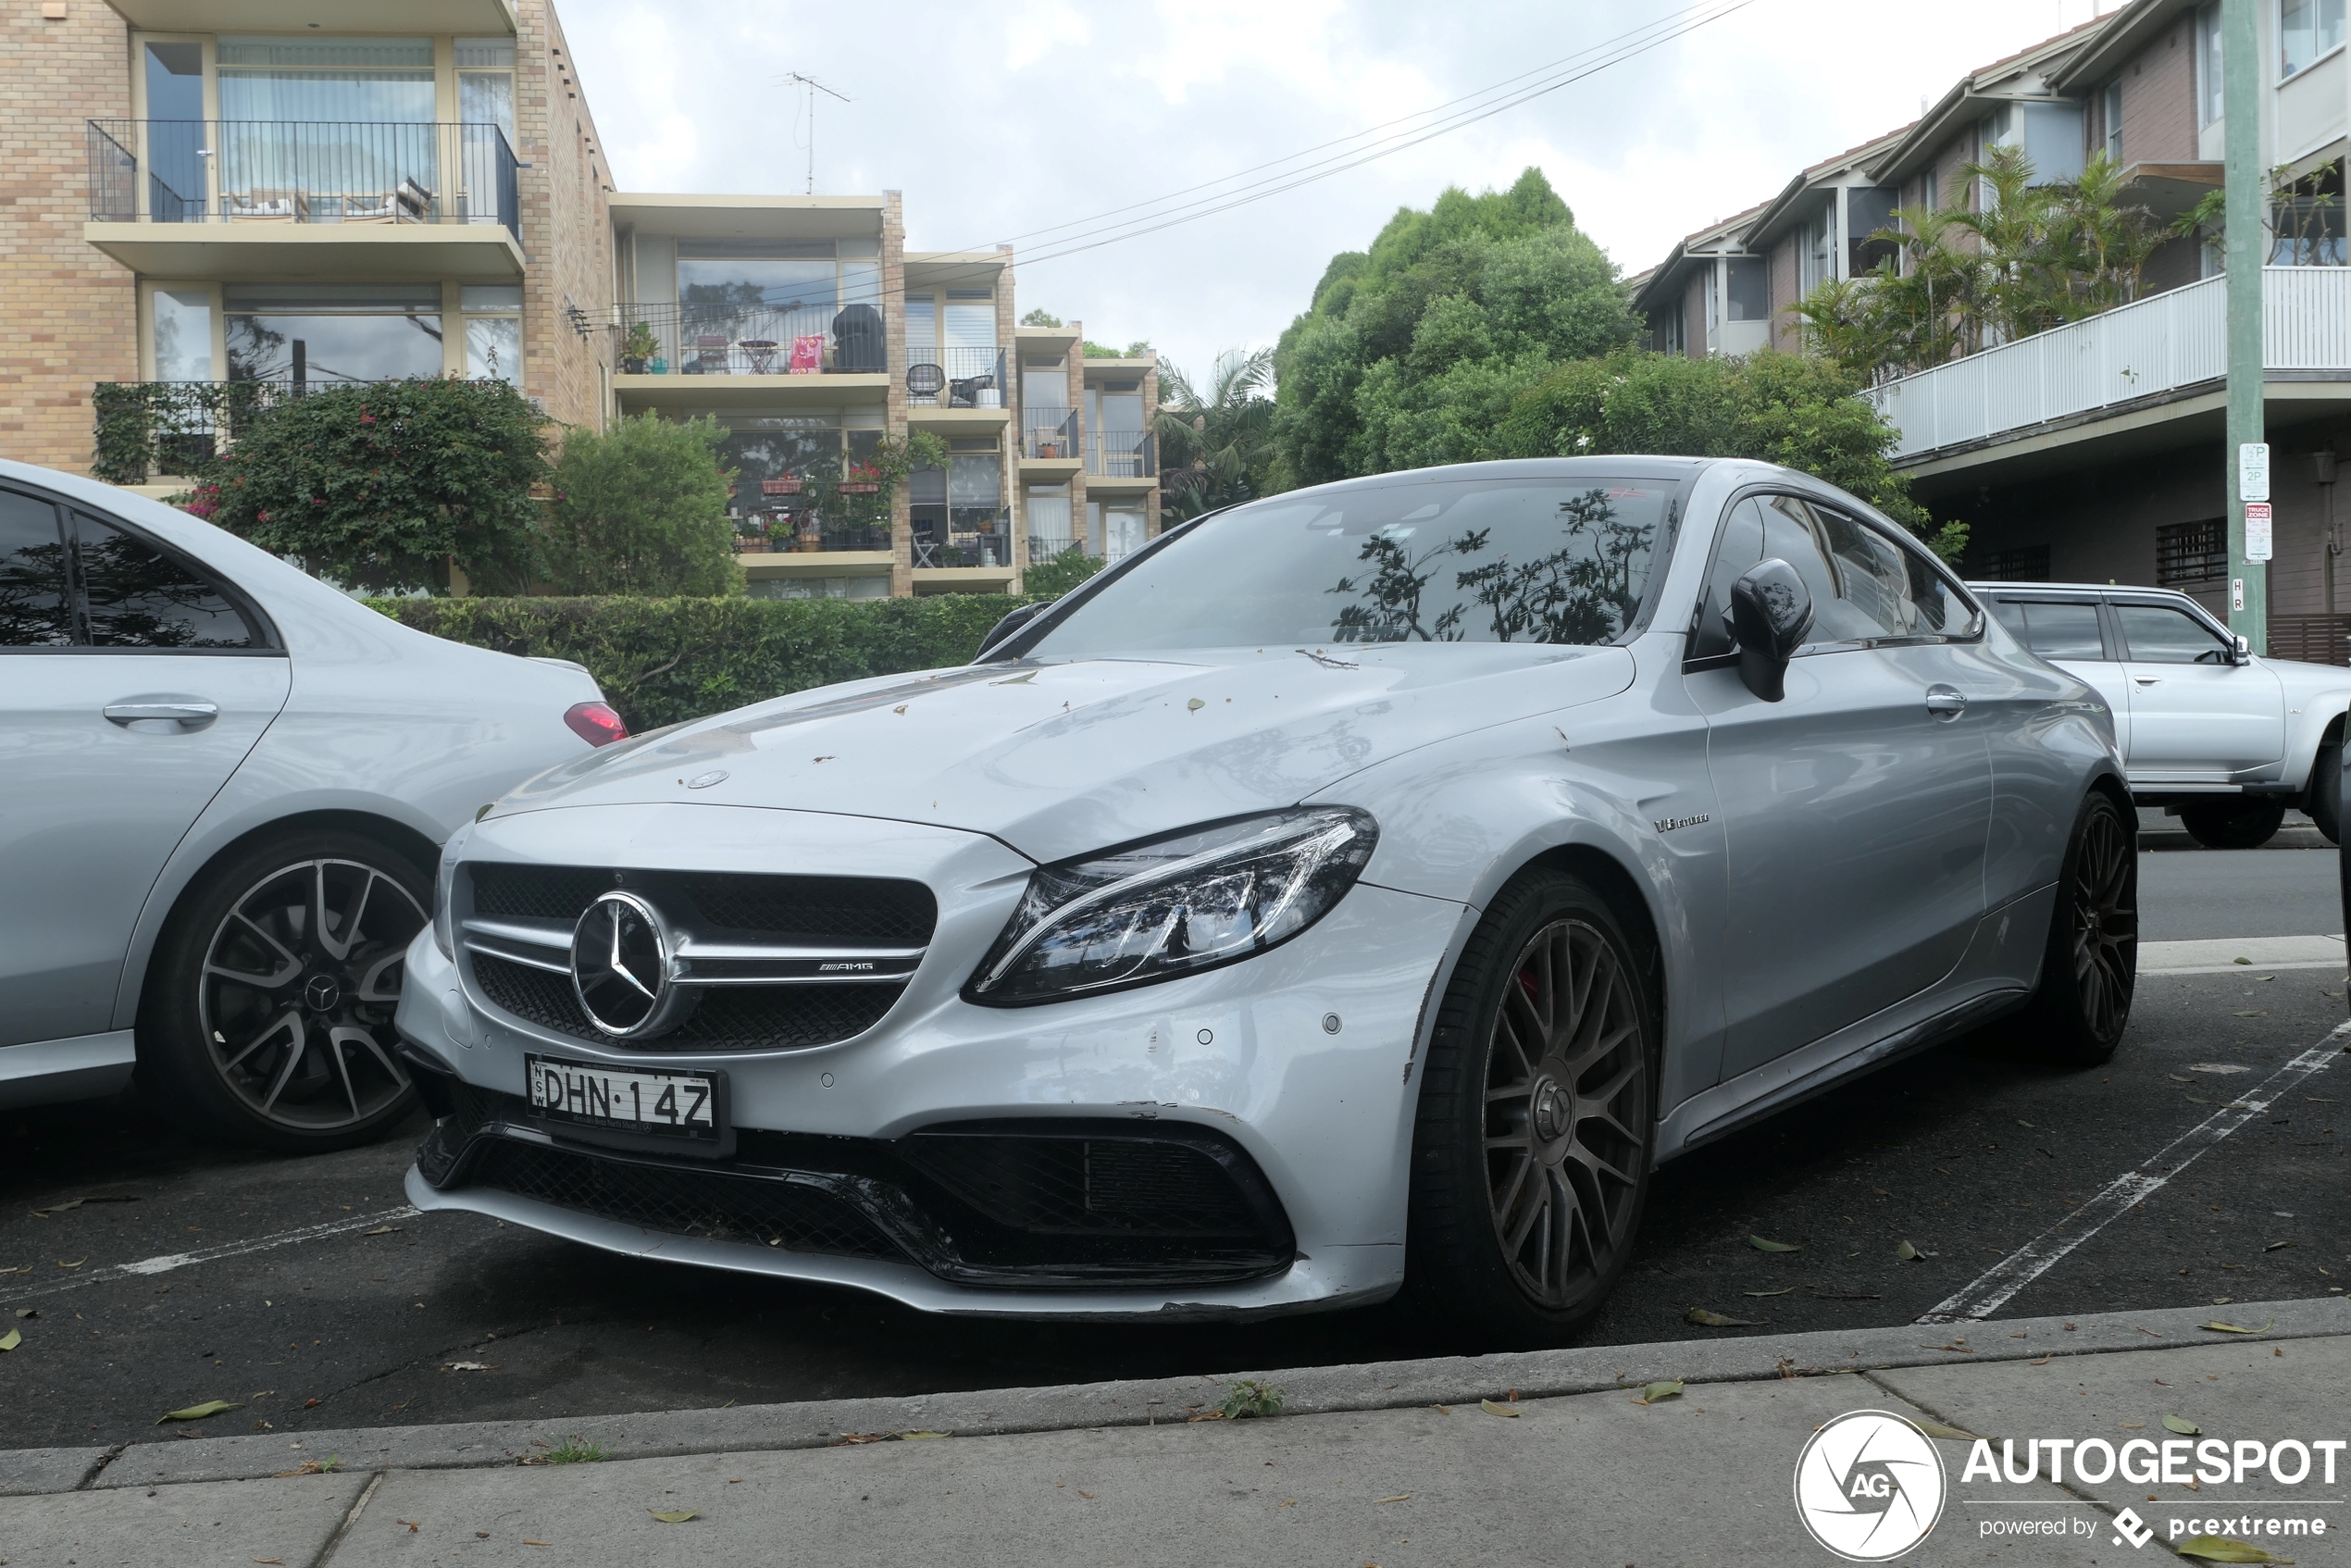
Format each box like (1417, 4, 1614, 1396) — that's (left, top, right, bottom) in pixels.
(2115, 602, 2232, 664)
(70, 511, 257, 649)
(1694, 493, 1973, 656)
(1990, 597, 2105, 659)
(0, 491, 74, 647)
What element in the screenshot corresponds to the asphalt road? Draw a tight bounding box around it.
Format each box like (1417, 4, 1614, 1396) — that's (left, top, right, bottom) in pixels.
(3, 842, 2345, 1453)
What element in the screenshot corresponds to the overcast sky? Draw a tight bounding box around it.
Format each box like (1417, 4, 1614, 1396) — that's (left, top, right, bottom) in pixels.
(561, 0, 2114, 385)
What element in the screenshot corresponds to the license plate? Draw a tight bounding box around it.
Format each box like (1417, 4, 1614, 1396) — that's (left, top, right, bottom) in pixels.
(525, 1055, 720, 1140)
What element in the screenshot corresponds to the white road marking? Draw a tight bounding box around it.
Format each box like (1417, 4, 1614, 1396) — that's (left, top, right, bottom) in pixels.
(1916, 1026, 2347, 1325)
(0, 1206, 422, 1304)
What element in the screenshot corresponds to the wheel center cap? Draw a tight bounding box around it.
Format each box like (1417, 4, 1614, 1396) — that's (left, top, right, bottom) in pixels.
(303, 973, 342, 1013)
(1530, 1075, 1573, 1143)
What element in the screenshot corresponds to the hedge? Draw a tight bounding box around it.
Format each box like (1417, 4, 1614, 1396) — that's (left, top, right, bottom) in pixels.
(366, 593, 1018, 732)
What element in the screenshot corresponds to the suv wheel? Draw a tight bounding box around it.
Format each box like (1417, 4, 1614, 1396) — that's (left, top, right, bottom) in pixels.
(140, 828, 428, 1152)
(1406, 869, 1656, 1348)
(2178, 798, 2285, 850)
(2308, 740, 2342, 847)
(2020, 791, 2136, 1065)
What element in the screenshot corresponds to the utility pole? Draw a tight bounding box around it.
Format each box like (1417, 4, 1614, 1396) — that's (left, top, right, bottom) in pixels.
(780, 72, 850, 195)
(2223, 0, 2268, 652)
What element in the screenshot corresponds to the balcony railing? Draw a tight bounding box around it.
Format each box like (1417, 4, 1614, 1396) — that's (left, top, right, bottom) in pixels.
(911, 505, 1012, 568)
(735, 522, 893, 554)
(1870, 268, 2351, 461)
(87, 120, 518, 243)
(907, 346, 1006, 406)
(1086, 429, 1155, 479)
(90, 380, 296, 483)
(1024, 406, 1078, 459)
(616, 300, 885, 378)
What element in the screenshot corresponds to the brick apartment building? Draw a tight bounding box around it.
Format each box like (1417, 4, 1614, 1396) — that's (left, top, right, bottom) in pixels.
(0, 0, 1158, 599)
(1633, 0, 2351, 657)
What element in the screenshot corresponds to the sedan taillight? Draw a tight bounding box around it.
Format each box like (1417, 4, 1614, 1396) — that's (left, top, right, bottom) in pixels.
(564, 701, 629, 748)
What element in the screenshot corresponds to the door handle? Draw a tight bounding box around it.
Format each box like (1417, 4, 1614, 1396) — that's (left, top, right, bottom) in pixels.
(1924, 685, 1967, 719)
(2133, 676, 2160, 686)
(104, 700, 218, 728)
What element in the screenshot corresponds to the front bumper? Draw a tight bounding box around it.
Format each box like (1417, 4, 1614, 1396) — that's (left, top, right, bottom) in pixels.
(394, 803, 1466, 1318)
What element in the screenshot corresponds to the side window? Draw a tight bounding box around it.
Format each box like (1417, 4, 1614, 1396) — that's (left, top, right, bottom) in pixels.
(0, 490, 76, 647)
(2115, 603, 2231, 665)
(1691, 497, 1767, 658)
(69, 512, 257, 650)
(1754, 495, 1861, 641)
(1995, 598, 2106, 659)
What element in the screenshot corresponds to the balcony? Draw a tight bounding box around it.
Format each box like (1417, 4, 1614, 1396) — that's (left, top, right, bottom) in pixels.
(1871, 268, 2351, 467)
(1085, 429, 1156, 482)
(90, 380, 291, 483)
(613, 300, 889, 412)
(84, 119, 522, 280)
(907, 346, 1008, 408)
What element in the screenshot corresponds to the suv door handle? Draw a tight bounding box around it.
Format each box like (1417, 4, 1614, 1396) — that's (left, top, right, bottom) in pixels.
(1924, 685, 1967, 719)
(104, 700, 219, 728)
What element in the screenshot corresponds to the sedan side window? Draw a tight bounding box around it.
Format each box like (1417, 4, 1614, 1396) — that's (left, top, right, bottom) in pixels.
(0, 490, 76, 647)
(69, 511, 257, 649)
(2115, 603, 2232, 665)
(1993, 598, 2105, 659)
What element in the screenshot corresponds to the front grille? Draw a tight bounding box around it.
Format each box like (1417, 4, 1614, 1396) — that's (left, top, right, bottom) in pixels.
(469, 952, 903, 1051)
(466, 864, 937, 944)
(464, 1137, 898, 1260)
(901, 1134, 1261, 1236)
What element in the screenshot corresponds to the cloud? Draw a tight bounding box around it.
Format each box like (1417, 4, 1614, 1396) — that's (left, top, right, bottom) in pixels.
(560, 0, 2110, 380)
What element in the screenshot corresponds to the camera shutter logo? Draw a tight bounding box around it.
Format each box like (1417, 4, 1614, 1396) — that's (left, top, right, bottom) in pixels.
(1793, 1410, 1947, 1561)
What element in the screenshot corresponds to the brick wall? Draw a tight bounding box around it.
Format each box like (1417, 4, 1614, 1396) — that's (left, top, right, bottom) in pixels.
(2115, 17, 2197, 163)
(519, 0, 614, 434)
(0, 1, 135, 473)
(1682, 269, 1707, 357)
(1767, 234, 1799, 353)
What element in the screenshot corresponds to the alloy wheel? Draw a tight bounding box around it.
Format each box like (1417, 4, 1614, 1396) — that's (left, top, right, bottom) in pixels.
(2070, 804, 2137, 1039)
(1483, 916, 1650, 1309)
(196, 858, 424, 1132)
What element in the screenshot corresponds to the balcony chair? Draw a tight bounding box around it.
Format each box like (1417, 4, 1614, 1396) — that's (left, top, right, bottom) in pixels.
(907, 362, 946, 404)
(690, 334, 731, 375)
(222, 189, 296, 222)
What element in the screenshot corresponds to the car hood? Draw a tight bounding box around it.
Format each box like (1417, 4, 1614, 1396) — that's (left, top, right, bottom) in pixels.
(499, 642, 1636, 864)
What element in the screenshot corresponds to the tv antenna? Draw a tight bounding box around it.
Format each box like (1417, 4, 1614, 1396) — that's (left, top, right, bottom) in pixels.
(779, 72, 850, 194)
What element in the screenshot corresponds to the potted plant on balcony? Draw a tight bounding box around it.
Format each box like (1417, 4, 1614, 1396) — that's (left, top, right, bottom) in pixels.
(621, 320, 658, 375)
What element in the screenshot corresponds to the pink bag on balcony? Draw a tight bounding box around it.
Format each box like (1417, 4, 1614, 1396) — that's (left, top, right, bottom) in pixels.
(790, 334, 825, 374)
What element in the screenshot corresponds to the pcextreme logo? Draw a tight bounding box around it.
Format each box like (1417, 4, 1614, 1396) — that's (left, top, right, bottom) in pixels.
(1793, 1411, 1949, 1562)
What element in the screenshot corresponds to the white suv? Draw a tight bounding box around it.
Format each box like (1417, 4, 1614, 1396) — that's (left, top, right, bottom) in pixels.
(1972, 582, 2351, 847)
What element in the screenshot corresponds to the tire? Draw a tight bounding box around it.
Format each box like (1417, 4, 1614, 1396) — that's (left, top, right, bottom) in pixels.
(2308, 740, 2343, 847)
(2178, 798, 2286, 850)
(139, 827, 429, 1153)
(1406, 868, 1657, 1348)
(2020, 791, 2137, 1066)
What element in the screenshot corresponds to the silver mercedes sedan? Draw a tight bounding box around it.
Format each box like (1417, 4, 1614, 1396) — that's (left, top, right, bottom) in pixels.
(395, 456, 2133, 1346)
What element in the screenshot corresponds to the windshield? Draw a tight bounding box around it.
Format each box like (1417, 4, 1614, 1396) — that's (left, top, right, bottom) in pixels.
(1029, 478, 1673, 656)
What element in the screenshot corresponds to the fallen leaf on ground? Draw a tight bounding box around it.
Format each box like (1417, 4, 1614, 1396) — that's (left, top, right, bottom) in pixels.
(14, 1308, 34, 1318)
(1076, 1489, 1094, 1500)
(1635, 1380, 1684, 1405)
(2030, 1355, 2053, 1366)
(1478, 1399, 1522, 1418)
(1743, 1287, 1796, 1297)
(2164, 1413, 2203, 1435)
(1897, 1240, 1937, 1261)
(2188, 1063, 2251, 1075)
(1918, 1421, 1978, 1440)
(156, 1400, 240, 1424)
(898, 1431, 949, 1439)
(1748, 1235, 1800, 1252)
(2202, 1320, 2275, 1335)
(56, 1259, 84, 1269)
(2231, 1011, 2269, 1018)
(443, 1362, 499, 1373)
(254, 1559, 285, 1564)
(396, 1521, 419, 1533)
(359, 1226, 398, 1237)
(1375, 1494, 1412, 1504)
(2176, 1535, 2294, 1562)
(522, 1541, 551, 1549)
(30, 1196, 138, 1217)
(647, 1510, 697, 1524)
(0, 1328, 19, 1352)
(1686, 1308, 1764, 1326)
(2265, 1240, 2294, 1251)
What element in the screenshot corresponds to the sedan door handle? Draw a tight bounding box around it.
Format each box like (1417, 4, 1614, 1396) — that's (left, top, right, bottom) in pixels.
(1924, 685, 1967, 719)
(2133, 677, 2160, 686)
(104, 700, 219, 728)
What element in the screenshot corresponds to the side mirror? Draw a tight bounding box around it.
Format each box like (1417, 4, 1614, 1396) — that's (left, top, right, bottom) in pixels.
(2231, 633, 2253, 666)
(976, 600, 1048, 658)
(1727, 557, 1816, 703)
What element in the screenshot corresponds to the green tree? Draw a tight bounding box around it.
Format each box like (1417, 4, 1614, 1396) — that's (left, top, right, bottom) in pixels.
(201, 376, 547, 595)
(543, 413, 742, 597)
(1495, 349, 1966, 561)
(1272, 168, 1642, 487)
(1022, 545, 1105, 600)
(1156, 346, 1277, 521)
(1019, 307, 1064, 328)
(1082, 338, 1153, 358)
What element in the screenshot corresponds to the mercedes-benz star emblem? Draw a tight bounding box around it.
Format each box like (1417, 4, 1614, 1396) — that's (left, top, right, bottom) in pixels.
(570, 890, 688, 1038)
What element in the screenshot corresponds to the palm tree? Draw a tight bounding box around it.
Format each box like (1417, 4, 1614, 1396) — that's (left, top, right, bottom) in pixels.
(1156, 346, 1276, 520)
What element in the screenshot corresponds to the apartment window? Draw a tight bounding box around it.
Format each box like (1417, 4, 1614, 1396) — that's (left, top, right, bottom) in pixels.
(1984, 545, 2051, 581)
(151, 287, 215, 381)
(461, 284, 520, 383)
(1797, 203, 1835, 293)
(2198, 2, 2225, 125)
(1844, 188, 1898, 276)
(2103, 81, 2124, 161)
(2283, 0, 2346, 77)
(2271, 195, 2350, 264)
(2156, 518, 2228, 585)
(1026, 483, 1074, 563)
(671, 240, 882, 374)
(224, 283, 442, 385)
(217, 35, 433, 119)
(1655, 297, 1685, 355)
(1088, 501, 1149, 561)
(1725, 256, 1768, 320)
(455, 38, 516, 145)
(905, 283, 998, 392)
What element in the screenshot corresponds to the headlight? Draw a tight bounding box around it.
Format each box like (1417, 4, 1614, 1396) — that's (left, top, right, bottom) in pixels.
(965, 808, 1378, 1006)
(432, 831, 466, 960)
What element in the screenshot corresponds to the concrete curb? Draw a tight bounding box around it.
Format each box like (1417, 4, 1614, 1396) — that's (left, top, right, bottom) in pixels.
(11, 1293, 2341, 1495)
